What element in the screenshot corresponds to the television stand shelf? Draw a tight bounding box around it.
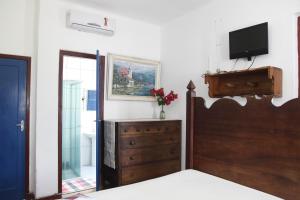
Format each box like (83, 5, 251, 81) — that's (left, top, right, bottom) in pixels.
(204, 66, 282, 98)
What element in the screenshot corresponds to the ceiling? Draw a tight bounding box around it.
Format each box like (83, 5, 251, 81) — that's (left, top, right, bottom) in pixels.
(64, 0, 212, 25)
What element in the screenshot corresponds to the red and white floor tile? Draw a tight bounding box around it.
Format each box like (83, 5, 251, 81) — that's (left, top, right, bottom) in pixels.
(62, 177, 96, 194)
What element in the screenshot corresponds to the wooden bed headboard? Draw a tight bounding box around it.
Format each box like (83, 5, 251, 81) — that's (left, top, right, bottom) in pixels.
(186, 81, 300, 200)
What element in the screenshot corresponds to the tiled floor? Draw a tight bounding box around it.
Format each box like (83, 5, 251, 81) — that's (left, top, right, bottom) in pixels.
(62, 193, 93, 199)
(62, 177, 96, 194)
(62, 166, 96, 194)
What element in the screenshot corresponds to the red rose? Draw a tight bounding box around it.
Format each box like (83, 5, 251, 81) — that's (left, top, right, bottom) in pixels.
(164, 96, 171, 105)
(168, 93, 175, 101)
(151, 88, 178, 107)
(158, 88, 165, 97)
(150, 88, 156, 96)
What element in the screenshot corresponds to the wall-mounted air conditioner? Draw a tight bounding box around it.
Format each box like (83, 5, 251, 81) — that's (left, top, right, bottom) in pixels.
(67, 10, 115, 36)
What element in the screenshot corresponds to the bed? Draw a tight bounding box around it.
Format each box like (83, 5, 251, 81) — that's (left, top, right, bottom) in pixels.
(185, 81, 300, 200)
(86, 80, 299, 200)
(87, 170, 281, 200)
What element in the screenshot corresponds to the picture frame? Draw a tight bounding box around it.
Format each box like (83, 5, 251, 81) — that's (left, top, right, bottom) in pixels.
(107, 54, 161, 101)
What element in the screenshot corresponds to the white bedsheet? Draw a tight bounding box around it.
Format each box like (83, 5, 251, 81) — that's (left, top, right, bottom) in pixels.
(87, 170, 282, 200)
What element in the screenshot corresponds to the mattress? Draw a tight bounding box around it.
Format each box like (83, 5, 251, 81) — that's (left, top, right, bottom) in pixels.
(87, 170, 282, 200)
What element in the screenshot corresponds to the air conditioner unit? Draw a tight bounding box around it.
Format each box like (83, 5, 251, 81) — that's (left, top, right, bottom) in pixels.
(67, 10, 115, 36)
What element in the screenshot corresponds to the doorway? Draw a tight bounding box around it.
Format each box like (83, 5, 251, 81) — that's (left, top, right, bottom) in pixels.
(58, 50, 105, 195)
(0, 54, 31, 200)
(298, 16, 300, 96)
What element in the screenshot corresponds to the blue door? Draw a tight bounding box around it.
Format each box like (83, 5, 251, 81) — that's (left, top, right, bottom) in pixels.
(0, 58, 27, 200)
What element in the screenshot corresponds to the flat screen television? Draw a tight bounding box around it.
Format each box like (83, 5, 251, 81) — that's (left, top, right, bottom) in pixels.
(229, 22, 268, 60)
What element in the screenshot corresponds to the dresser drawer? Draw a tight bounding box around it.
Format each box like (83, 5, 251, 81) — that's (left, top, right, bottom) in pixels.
(103, 120, 181, 189)
(120, 133, 180, 149)
(119, 125, 144, 135)
(121, 144, 180, 167)
(121, 160, 180, 185)
(119, 122, 180, 135)
(143, 125, 179, 134)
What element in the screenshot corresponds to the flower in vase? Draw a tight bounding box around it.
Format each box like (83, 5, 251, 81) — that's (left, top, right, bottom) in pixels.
(150, 88, 178, 119)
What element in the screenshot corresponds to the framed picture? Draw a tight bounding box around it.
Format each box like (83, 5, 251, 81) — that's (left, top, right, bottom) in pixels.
(107, 54, 161, 101)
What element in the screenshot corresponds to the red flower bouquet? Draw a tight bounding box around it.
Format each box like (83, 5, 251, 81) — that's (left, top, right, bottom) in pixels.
(150, 88, 178, 119)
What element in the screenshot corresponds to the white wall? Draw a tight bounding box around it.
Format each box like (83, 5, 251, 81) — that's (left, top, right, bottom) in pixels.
(0, 0, 38, 194)
(2, 0, 299, 198)
(35, 0, 161, 197)
(161, 0, 300, 168)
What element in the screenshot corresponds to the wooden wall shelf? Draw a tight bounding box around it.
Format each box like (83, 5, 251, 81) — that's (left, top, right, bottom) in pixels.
(204, 66, 282, 98)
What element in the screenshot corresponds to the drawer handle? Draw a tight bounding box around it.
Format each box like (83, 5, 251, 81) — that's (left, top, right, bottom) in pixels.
(129, 156, 134, 160)
(146, 128, 150, 131)
(129, 140, 136, 145)
(136, 129, 141, 132)
(246, 81, 258, 87)
(225, 83, 235, 88)
(124, 129, 128, 133)
(157, 128, 161, 131)
(104, 180, 111, 186)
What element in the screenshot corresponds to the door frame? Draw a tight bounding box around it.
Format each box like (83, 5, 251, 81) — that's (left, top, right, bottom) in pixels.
(58, 50, 105, 194)
(298, 16, 300, 97)
(0, 53, 31, 198)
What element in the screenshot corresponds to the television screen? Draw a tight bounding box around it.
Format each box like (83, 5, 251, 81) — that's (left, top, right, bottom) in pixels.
(229, 22, 268, 60)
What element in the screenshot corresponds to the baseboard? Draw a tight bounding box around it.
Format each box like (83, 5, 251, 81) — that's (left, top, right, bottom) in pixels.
(36, 193, 61, 200)
(25, 192, 35, 200)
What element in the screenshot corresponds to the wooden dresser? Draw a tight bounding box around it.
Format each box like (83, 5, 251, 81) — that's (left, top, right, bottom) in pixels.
(103, 119, 181, 189)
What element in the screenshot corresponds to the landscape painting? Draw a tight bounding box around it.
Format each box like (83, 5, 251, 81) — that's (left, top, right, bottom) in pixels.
(108, 54, 161, 101)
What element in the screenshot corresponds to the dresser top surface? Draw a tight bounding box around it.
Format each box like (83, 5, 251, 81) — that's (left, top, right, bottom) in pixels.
(104, 118, 181, 123)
